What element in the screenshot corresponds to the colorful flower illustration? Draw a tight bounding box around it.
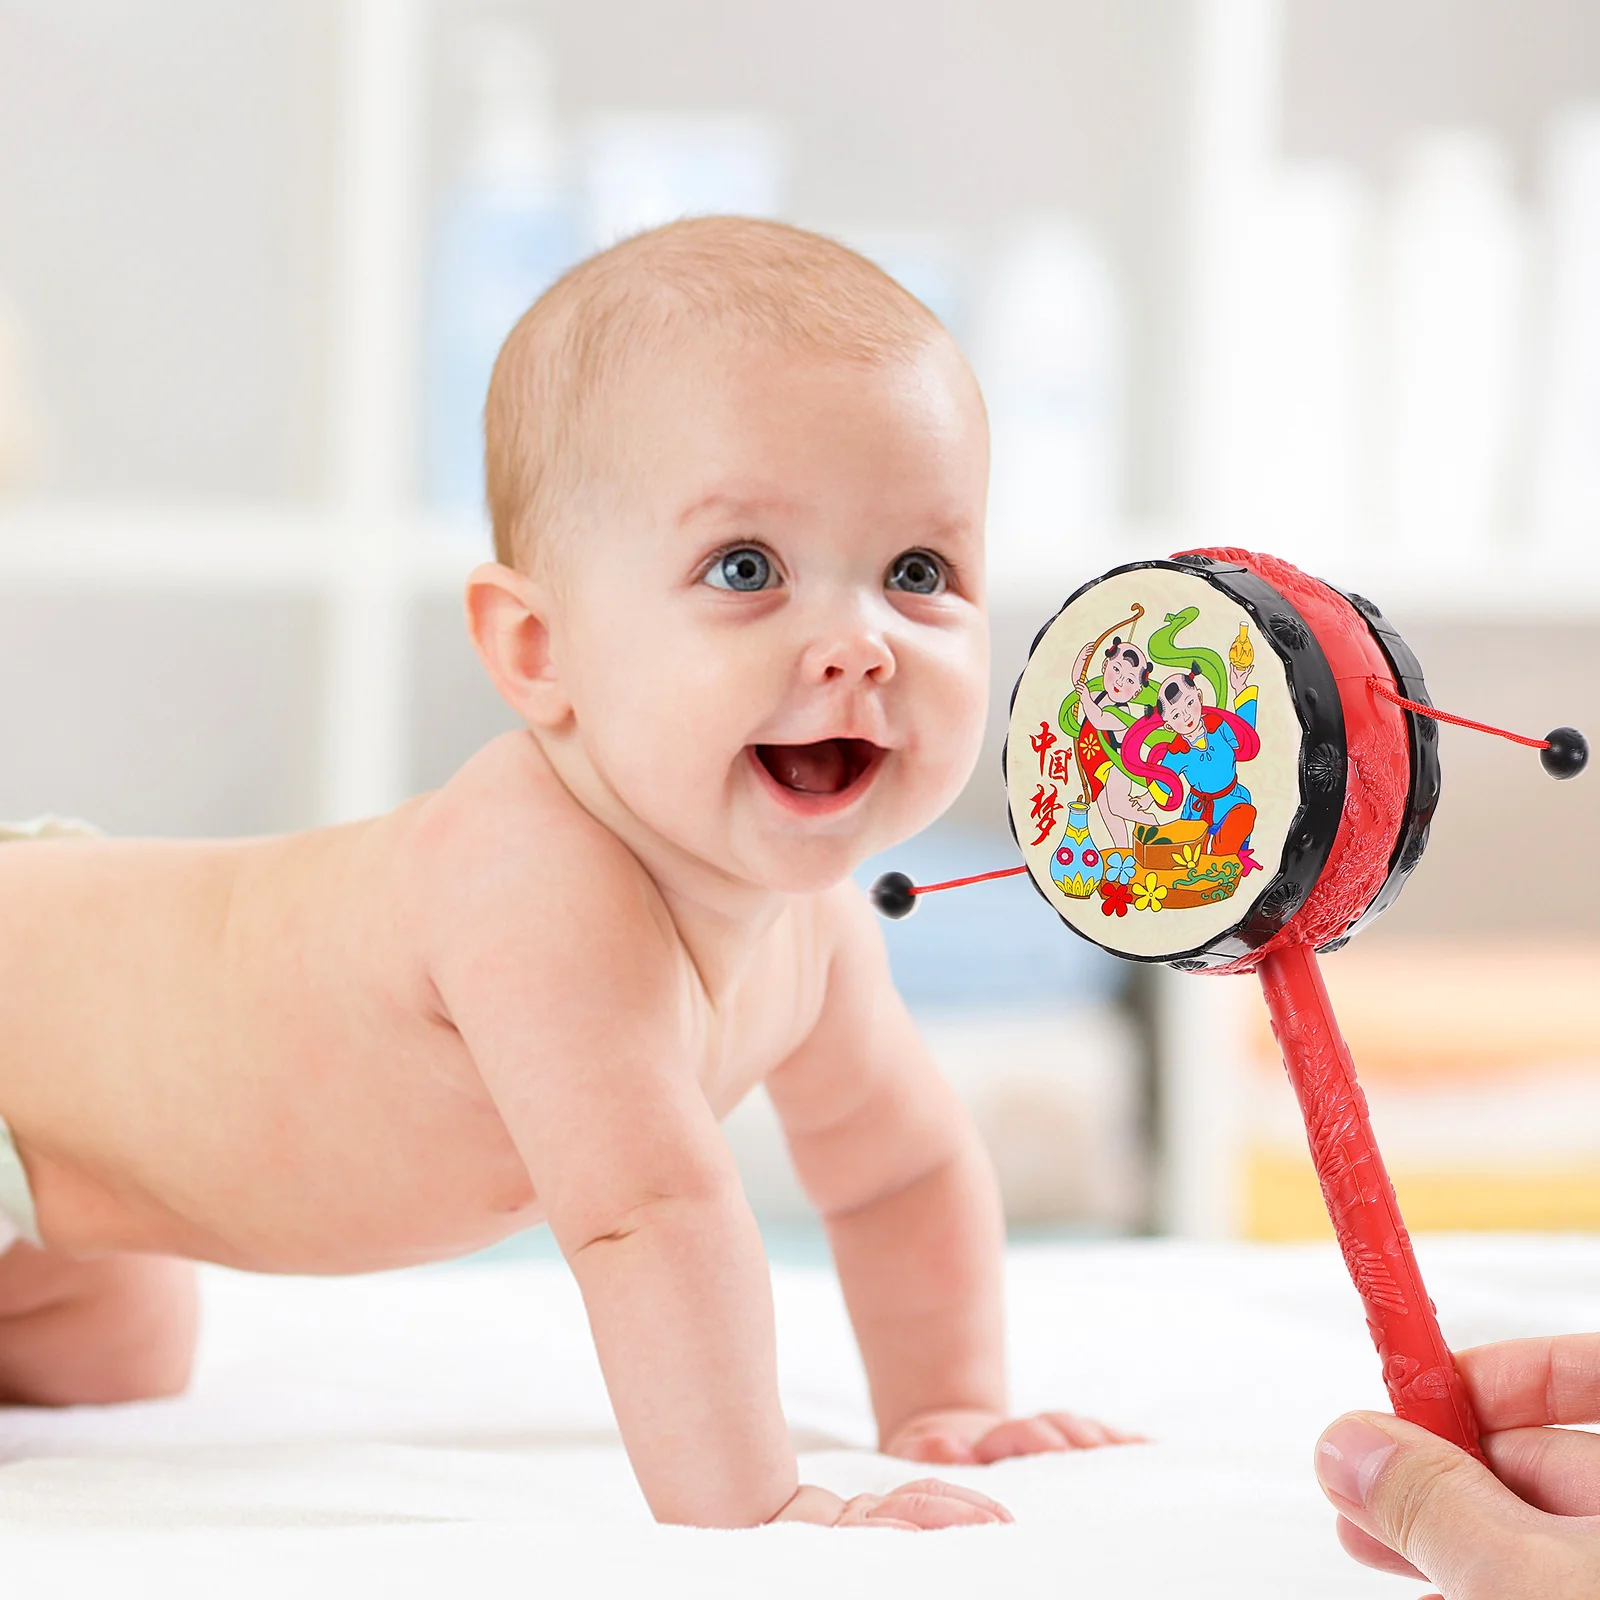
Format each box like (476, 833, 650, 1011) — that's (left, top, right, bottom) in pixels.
(1176, 843, 1204, 871)
(1099, 880, 1132, 917)
(1103, 850, 1136, 885)
(1132, 873, 1168, 912)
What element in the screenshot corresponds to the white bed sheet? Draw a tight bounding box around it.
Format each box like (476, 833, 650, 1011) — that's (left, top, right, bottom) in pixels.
(4, 1234, 1599, 1598)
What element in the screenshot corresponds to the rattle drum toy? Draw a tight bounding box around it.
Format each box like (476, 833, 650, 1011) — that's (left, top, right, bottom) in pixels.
(873, 546, 1589, 1461)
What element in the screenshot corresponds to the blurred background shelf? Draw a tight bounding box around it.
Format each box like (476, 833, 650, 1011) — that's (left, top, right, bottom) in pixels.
(0, 507, 485, 591)
(0, 0, 1596, 1245)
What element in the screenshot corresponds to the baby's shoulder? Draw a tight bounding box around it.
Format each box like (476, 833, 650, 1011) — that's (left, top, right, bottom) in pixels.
(790, 877, 893, 996)
(409, 732, 664, 954)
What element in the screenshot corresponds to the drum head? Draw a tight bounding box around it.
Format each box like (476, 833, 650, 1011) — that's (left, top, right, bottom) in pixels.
(1004, 558, 1347, 966)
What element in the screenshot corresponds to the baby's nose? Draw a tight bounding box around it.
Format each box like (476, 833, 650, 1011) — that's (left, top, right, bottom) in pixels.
(800, 617, 896, 686)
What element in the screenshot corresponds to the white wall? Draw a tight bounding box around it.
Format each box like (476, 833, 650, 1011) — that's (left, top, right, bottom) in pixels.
(0, 0, 338, 500)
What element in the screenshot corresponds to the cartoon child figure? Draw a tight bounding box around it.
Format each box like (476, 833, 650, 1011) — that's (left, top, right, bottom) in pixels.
(1125, 652, 1261, 856)
(1069, 636, 1156, 849)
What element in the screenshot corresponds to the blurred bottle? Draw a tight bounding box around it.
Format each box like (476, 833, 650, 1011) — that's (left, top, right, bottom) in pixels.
(1531, 106, 1600, 565)
(1224, 161, 1369, 569)
(975, 216, 1123, 595)
(1378, 130, 1528, 567)
(580, 112, 787, 250)
(423, 20, 577, 519)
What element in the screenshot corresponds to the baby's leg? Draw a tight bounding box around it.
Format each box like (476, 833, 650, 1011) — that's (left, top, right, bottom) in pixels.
(0, 1243, 197, 1405)
(1095, 770, 1149, 849)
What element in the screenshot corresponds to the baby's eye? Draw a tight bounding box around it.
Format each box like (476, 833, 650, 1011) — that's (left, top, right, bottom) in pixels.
(703, 546, 777, 592)
(886, 550, 947, 596)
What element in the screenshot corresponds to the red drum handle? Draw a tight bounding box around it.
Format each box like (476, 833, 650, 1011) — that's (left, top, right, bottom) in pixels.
(1257, 943, 1485, 1461)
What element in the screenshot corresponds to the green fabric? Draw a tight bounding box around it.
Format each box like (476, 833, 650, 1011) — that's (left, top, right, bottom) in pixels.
(0, 816, 100, 1251)
(0, 1114, 42, 1248)
(1146, 605, 1227, 705)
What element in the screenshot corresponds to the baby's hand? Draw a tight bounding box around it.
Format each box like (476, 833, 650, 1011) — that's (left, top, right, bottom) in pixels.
(883, 1407, 1147, 1465)
(771, 1480, 1013, 1530)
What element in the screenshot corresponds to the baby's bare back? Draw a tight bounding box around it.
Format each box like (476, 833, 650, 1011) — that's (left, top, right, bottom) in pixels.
(0, 737, 827, 1272)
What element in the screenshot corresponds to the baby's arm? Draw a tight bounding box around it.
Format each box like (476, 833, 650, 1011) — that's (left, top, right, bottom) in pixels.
(767, 886, 1008, 1451)
(768, 887, 1141, 1464)
(420, 802, 1005, 1528)
(1077, 691, 1124, 737)
(424, 819, 793, 1527)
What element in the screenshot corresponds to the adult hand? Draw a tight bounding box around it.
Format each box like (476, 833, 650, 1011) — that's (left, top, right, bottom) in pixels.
(1315, 1334, 1600, 1598)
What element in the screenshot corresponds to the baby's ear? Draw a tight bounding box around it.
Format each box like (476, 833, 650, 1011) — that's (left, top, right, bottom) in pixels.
(464, 562, 571, 728)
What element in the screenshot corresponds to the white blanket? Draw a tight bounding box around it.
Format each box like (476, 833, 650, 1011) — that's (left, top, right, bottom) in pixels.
(4, 1234, 1599, 1598)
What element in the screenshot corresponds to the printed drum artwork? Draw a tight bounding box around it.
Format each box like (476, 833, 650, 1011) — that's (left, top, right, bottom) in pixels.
(1005, 560, 1310, 962)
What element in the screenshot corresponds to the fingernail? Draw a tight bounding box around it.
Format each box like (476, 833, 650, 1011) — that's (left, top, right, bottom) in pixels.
(1316, 1418, 1396, 1508)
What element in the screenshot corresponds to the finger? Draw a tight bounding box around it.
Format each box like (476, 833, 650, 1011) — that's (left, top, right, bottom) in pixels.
(887, 1478, 1013, 1521)
(833, 1492, 886, 1527)
(877, 1494, 1005, 1529)
(1039, 1412, 1118, 1449)
(1456, 1336, 1600, 1431)
(1101, 1423, 1152, 1445)
(1040, 1412, 1150, 1448)
(969, 1416, 1070, 1462)
(1484, 1424, 1600, 1515)
(893, 1430, 978, 1466)
(1335, 1514, 1428, 1581)
(875, 1488, 1011, 1529)
(858, 1517, 922, 1531)
(1316, 1411, 1543, 1593)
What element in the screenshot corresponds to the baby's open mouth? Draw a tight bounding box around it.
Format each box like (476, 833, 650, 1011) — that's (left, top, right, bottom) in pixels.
(754, 738, 883, 797)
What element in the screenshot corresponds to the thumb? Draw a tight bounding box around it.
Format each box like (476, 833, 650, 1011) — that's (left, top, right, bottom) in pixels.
(1316, 1412, 1536, 1595)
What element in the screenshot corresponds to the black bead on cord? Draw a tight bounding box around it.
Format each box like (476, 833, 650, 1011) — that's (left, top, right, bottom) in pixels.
(868, 864, 1028, 919)
(1542, 726, 1590, 780)
(868, 871, 918, 919)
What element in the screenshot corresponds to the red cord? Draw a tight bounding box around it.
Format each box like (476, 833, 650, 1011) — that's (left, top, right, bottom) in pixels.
(909, 864, 1030, 895)
(1367, 677, 1550, 750)
(913, 682, 1545, 902)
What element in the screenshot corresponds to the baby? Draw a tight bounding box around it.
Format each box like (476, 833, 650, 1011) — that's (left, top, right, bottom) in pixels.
(0, 217, 1135, 1529)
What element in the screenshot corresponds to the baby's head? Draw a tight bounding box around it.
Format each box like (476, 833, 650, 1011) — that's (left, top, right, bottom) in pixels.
(1101, 640, 1151, 705)
(1157, 666, 1207, 743)
(467, 217, 990, 895)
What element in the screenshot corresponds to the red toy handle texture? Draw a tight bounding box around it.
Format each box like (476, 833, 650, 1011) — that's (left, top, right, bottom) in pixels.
(1258, 942, 1486, 1463)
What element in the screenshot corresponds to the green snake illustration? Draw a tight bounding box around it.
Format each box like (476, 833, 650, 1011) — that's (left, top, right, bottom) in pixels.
(1145, 606, 1227, 704)
(1058, 605, 1224, 774)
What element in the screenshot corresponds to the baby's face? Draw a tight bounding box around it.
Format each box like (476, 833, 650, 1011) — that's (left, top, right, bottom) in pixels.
(545, 337, 990, 894)
(1160, 678, 1205, 742)
(1102, 648, 1145, 705)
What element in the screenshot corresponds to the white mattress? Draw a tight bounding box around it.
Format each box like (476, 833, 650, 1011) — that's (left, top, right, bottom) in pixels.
(4, 1234, 1599, 1598)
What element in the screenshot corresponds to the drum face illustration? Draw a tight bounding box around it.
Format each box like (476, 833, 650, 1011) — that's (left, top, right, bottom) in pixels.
(1005, 557, 1350, 967)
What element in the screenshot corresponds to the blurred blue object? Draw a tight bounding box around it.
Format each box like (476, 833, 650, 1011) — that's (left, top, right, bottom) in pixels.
(581, 112, 789, 249)
(423, 21, 578, 515)
(855, 825, 1126, 1010)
